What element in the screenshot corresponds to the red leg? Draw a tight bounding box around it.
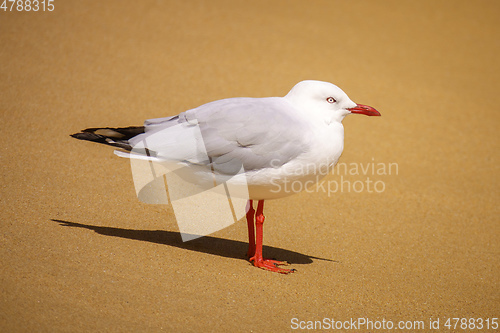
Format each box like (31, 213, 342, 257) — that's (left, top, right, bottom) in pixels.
(249, 200, 296, 274)
(246, 200, 256, 258)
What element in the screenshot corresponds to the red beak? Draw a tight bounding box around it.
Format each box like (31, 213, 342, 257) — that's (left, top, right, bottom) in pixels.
(348, 104, 381, 116)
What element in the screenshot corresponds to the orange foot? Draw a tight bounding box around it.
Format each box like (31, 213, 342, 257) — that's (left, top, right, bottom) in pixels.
(249, 256, 296, 274)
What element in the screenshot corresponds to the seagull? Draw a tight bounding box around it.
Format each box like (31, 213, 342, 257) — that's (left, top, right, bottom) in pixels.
(71, 80, 380, 274)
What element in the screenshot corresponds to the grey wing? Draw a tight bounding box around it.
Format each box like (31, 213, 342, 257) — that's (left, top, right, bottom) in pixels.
(185, 97, 310, 175)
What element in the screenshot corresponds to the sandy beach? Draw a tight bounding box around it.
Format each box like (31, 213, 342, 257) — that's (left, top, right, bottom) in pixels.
(1, 1, 498, 331)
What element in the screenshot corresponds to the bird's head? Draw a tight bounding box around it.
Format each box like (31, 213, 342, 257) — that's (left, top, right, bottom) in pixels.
(285, 80, 380, 123)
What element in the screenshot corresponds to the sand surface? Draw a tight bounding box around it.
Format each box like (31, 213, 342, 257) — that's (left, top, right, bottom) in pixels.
(1, 1, 498, 332)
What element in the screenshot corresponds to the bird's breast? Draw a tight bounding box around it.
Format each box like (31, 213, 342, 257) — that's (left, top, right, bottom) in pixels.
(244, 122, 345, 200)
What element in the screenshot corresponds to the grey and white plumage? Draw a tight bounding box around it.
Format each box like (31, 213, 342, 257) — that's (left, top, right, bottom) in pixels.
(72, 80, 380, 273)
(72, 80, 380, 200)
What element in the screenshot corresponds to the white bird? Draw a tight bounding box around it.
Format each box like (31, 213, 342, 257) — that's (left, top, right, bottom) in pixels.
(71, 80, 380, 273)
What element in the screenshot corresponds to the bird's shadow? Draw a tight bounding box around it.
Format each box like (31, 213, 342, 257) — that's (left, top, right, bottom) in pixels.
(51, 219, 336, 265)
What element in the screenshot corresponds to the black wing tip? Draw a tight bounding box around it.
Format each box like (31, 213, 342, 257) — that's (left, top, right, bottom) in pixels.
(70, 132, 103, 141)
(70, 130, 134, 151)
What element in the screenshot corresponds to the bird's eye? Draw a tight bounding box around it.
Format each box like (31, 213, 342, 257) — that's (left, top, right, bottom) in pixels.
(326, 97, 336, 103)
